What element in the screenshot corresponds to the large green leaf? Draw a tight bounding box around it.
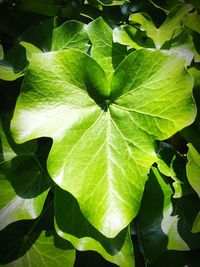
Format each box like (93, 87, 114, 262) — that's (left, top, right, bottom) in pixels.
(129, 5, 192, 48)
(54, 186, 134, 267)
(0, 119, 50, 230)
(136, 167, 200, 264)
(11, 47, 196, 237)
(186, 143, 200, 233)
(87, 17, 127, 83)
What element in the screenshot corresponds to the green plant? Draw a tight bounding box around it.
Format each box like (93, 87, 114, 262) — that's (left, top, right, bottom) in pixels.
(0, 0, 200, 266)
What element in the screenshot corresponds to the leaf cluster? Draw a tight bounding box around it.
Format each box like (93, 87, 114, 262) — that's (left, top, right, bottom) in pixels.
(0, 0, 200, 266)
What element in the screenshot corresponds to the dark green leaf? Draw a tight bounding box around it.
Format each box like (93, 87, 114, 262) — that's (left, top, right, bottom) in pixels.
(136, 167, 200, 263)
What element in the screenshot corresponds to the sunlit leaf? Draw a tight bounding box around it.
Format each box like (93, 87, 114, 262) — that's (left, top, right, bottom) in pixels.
(187, 144, 200, 197)
(54, 186, 134, 267)
(183, 10, 200, 34)
(51, 20, 89, 52)
(0, 63, 23, 81)
(0, 220, 75, 267)
(113, 25, 144, 49)
(11, 45, 196, 237)
(129, 5, 192, 48)
(186, 143, 200, 233)
(136, 167, 200, 263)
(0, 119, 50, 230)
(88, 17, 127, 83)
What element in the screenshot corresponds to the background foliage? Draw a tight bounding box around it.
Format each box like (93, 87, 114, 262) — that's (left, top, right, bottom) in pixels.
(0, 0, 200, 266)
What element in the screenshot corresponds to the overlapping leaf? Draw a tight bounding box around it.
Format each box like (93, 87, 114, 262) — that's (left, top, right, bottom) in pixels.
(0, 18, 89, 81)
(136, 167, 200, 264)
(0, 214, 75, 267)
(54, 186, 134, 267)
(0, 119, 50, 230)
(129, 4, 192, 48)
(88, 17, 127, 83)
(11, 43, 196, 238)
(186, 144, 200, 233)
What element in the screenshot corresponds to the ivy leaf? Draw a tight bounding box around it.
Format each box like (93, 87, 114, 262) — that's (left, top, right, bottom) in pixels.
(113, 24, 145, 49)
(129, 5, 192, 48)
(136, 167, 200, 264)
(19, 18, 57, 52)
(20, 18, 89, 53)
(54, 186, 134, 267)
(0, 64, 23, 81)
(0, 119, 50, 230)
(20, 41, 42, 62)
(186, 143, 200, 233)
(11, 47, 196, 237)
(160, 27, 195, 66)
(88, 17, 127, 83)
(0, 219, 75, 266)
(187, 144, 200, 197)
(51, 20, 89, 52)
(183, 10, 200, 34)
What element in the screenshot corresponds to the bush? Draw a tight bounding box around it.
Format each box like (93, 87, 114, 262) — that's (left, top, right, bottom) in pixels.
(0, 0, 200, 266)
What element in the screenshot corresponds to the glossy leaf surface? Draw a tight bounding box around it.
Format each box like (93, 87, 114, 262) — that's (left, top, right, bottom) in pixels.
(11, 45, 196, 238)
(88, 17, 126, 83)
(136, 167, 200, 263)
(0, 219, 75, 267)
(130, 5, 191, 48)
(54, 186, 134, 267)
(0, 120, 50, 230)
(51, 20, 89, 52)
(187, 143, 200, 233)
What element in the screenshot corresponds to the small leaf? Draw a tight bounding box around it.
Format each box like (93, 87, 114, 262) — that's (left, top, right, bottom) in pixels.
(54, 186, 134, 267)
(20, 41, 42, 62)
(166, 27, 195, 66)
(51, 20, 89, 52)
(88, 17, 127, 83)
(187, 144, 200, 198)
(186, 143, 200, 233)
(0, 119, 50, 230)
(130, 5, 192, 48)
(156, 157, 182, 198)
(19, 18, 57, 52)
(183, 10, 200, 34)
(0, 220, 75, 267)
(113, 25, 143, 49)
(0, 63, 23, 81)
(0, 44, 27, 81)
(136, 167, 200, 263)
